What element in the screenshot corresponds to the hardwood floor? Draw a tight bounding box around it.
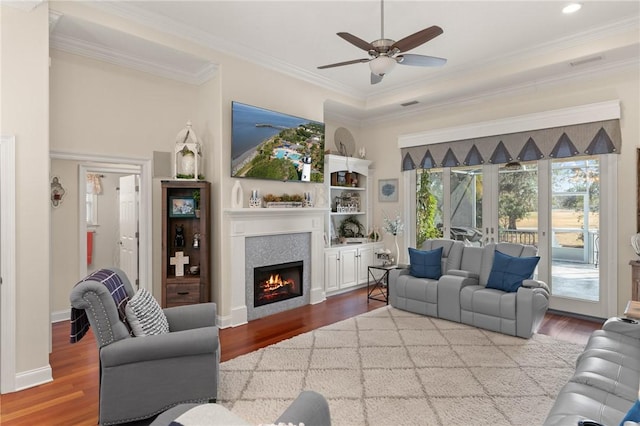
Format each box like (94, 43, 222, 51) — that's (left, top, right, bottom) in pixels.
(0, 287, 603, 426)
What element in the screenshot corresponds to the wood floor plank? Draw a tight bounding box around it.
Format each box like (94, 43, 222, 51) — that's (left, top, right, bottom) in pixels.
(0, 287, 603, 425)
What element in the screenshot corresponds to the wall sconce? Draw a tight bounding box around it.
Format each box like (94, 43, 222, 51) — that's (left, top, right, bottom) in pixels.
(174, 120, 203, 180)
(51, 176, 65, 208)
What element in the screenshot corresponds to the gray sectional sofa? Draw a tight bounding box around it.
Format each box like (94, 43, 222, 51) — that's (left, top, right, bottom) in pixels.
(544, 317, 640, 425)
(389, 239, 550, 338)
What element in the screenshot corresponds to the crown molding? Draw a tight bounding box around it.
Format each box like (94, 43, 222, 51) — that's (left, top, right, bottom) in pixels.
(360, 54, 638, 127)
(365, 16, 640, 107)
(398, 99, 621, 149)
(3, 0, 44, 12)
(85, 2, 366, 99)
(50, 32, 218, 86)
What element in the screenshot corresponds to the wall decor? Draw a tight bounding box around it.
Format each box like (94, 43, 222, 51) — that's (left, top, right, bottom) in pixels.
(230, 101, 325, 182)
(51, 176, 66, 208)
(378, 178, 398, 202)
(169, 197, 196, 218)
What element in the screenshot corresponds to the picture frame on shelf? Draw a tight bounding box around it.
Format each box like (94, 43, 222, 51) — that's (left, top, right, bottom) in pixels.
(169, 196, 196, 218)
(378, 179, 398, 202)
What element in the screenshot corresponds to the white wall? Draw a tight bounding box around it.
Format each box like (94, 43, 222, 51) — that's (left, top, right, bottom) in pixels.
(362, 65, 640, 314)
(0, 3, 52, 389)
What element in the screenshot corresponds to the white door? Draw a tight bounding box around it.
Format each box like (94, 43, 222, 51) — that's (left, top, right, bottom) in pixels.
(357, 246, 374, 283)
(119, 175, 139, 288)
(324, 249, 339, 293)
(340, 247, 358, 289)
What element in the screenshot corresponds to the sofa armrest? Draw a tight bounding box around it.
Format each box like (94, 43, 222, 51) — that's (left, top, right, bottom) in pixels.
(522, 279, 550, 293)
(516, 286, 550, 338)
(100, 326, 219, 367)
(164, 302, 217, 331)
(275, 390, 331, 426)
(437, 274, 479, 322)
(602, 317, 640, 338)
(446, 269, 479, 279)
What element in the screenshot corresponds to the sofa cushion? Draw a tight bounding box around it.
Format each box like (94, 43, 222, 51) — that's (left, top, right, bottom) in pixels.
(486, 250, 540, 292)
(125, 288, 170, 336)
(621, 399, 640, 425)
(409, 247, 443, 279)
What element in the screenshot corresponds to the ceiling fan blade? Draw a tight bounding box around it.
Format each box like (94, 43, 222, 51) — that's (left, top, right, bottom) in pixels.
(337, 32, 375, 52)
(392, 25, 443, 53)
(397, 54, 447, 67)
(371, 73, 383, 85)
(317, 58, 370, 69)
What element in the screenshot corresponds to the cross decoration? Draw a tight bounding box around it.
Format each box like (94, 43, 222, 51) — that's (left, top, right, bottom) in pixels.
(170, 251, 189, 277)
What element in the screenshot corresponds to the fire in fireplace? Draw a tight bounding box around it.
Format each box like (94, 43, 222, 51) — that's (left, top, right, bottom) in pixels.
(254, 261, 303, 307)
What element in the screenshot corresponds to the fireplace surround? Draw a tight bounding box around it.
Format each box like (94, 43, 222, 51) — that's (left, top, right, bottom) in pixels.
(224, 208, 327, 327)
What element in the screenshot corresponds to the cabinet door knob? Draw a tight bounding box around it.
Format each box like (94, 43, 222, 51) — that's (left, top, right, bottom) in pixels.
(177, 291, 189, 295)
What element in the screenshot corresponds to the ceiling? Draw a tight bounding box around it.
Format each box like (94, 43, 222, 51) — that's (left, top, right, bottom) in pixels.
(49, 1, 640, 120)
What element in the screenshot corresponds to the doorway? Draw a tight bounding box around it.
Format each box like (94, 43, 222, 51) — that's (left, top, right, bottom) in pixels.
(414, 154, 617, 318)
(49, 152, 152, 321)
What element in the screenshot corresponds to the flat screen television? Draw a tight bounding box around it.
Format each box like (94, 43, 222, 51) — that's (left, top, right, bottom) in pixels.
(231, 101, 325, 182)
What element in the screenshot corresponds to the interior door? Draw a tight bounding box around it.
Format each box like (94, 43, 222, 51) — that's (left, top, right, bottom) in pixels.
(119, 175, 139, 288)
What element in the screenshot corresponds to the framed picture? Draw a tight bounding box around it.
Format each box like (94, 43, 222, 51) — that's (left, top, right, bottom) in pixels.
(379, 179, 399, 202)
(169, 196, 196, 218)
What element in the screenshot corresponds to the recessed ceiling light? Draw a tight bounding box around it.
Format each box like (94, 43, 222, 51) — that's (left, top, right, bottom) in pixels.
(563, 3, 582, 14)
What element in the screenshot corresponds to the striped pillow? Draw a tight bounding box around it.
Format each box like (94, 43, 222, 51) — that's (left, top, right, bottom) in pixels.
(125, 288, 170, 336)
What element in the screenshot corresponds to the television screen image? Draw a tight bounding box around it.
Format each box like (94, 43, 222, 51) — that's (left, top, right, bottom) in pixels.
(231, 101, 325, 182)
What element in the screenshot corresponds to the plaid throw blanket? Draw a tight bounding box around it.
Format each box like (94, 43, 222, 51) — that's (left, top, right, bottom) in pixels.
(70, 269, 131, 344)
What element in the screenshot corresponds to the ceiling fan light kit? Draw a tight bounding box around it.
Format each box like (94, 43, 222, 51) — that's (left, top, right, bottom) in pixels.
(369, 56, 396, 76)
(318, 0, 447, 84)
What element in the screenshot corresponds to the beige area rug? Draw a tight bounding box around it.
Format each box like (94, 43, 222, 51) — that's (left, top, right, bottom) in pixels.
(218, 306, 584, 425)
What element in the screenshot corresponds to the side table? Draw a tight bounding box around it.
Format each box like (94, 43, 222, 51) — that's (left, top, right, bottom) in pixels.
(367, 265, 396, 304)
(624, 300, 640, 319)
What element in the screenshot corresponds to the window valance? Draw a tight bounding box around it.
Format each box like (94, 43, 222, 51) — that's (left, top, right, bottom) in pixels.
(401, 119, 621, 171)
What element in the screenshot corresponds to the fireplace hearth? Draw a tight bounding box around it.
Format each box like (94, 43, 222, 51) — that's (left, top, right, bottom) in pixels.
(254, 261, 303, 307)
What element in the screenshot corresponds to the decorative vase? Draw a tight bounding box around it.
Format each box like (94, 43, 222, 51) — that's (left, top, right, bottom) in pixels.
(632, 233, 640, 256)
(394, 234, 400, 265)
(231, 180, 243, 208)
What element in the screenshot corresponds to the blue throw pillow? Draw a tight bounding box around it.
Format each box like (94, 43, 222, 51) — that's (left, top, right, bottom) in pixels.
(409, 247, 443, 279)
(486, 250, 540, 292)
(621, 399, 640, 425)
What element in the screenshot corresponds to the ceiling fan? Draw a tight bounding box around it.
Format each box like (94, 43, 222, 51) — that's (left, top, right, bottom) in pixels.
(318, 0, 447, 84)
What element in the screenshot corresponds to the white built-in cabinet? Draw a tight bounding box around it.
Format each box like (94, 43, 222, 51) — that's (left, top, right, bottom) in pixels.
(323, 154, 383, 294)
(324, 243, 383, 293)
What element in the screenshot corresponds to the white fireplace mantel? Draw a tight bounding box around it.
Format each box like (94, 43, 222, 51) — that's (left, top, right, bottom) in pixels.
(223, 208, 328, 327)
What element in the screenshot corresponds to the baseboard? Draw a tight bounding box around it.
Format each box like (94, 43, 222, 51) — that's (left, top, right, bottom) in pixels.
(15, 365, 53, 392)
(51, 309, 70, 323)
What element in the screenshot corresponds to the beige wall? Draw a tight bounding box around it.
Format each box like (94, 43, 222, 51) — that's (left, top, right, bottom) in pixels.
(50, 160, 80, 317)
(362, 65, 640, 314)
(1, 3, 52, 383)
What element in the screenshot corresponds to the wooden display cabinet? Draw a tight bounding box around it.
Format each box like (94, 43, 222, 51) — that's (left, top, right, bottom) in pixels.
(161, 180, 211, 308)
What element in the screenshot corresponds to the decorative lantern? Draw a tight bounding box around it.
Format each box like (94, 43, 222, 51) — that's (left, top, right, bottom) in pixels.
(174, 121, 203, 180)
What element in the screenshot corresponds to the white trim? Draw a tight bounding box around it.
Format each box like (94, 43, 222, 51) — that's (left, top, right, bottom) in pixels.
(14, 366, 52, 392)
(0, 135, 17, 394)
(51, 309, 70, 324)
(398, 100, 622, 148)
(602, 154, 618, 317)
(50, 151, 152, 292)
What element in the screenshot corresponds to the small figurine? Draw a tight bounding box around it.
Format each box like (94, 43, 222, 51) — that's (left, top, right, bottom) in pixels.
(174, 224, 185, 248)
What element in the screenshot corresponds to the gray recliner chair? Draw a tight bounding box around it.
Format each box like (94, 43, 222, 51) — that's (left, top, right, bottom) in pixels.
(69, 267, 220, 425)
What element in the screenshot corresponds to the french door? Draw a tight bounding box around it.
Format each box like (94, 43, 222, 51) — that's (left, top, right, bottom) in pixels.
(415, 154, 616, 318)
